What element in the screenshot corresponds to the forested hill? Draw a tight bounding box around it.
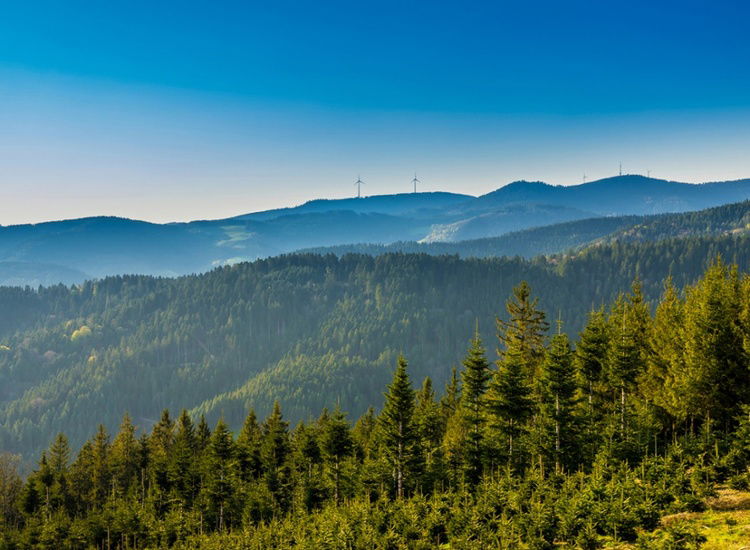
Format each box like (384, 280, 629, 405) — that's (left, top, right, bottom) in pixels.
(2, 232, 750, 462)
(4, 259, 750, 548)
(2, 177, 750, 287)
(302, 199, 750, 259)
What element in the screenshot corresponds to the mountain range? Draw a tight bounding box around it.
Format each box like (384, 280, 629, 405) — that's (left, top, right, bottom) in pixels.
(2, 175, 750, 286)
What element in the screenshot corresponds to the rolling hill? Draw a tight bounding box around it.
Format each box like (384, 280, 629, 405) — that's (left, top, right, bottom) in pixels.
(1, 176, 750, 286)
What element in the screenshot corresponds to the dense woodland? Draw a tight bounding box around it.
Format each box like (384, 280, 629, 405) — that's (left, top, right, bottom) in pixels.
(303, 199, 750, 260)
(2, 232, 750, 463)
(2, 260, 750, 548)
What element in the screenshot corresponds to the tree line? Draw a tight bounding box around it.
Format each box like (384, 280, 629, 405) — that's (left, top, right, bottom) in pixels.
(2, 259, 750, 548)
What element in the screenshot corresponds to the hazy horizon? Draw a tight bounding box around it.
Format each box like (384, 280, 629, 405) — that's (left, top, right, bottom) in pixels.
(2, 1, 749, 225)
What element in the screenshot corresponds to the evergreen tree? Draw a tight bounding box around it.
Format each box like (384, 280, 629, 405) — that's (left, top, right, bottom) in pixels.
(487, 350, 533, 470)
(575, 308, 609, 407)
(541, 327, 577, 472)
(169, 410, 197, 504)
(88, 425, 111, 505)
(379, 356, 421, 498)
(440, 366, 461, 421)
(47, 433, 71, 475)
(683, 260, 749, 428)
(236, 409, 263, 482)
(149, 409, 174, 499)
(641, 279, 685, 426)
(459, 329, 491, 485)
(110, 414, 139, 496)
(320, 406, 354, 502)
(207, 419, 235, 531)
(414, 377, 445, 491)
(261, 401, 291, 512)
(497, 281, 549, 381)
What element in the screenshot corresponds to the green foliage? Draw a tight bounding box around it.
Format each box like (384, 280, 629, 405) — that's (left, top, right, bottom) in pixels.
(5, 260, 750, 547)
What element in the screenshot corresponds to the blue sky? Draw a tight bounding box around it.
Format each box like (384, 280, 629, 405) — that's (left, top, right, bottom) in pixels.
(1, 0, 749, 224)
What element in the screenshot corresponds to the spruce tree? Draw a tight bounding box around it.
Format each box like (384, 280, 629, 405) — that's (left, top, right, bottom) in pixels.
(486, 350, 533, 470)
(236, 409, 263, 482)
(47, 433, 70, 475)
(169, 410, 197, 504)
(683, 260, 748, 428)
(110, 414, 139, 495)
(414, 377, 445, 491)
(320, 406, 354, 502)
(460, 329, 491, 485)
(379, 355, 421, 498)
(575, 308, 609, 407)
(207, 418, 235, 531)
(262, 401, 291, 512)
(497, 281, 549, 381)
(541, 328, 577, 472)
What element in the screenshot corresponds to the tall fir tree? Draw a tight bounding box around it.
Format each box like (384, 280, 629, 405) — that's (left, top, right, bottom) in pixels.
(497, 281, 549, 382)
(459, 328, 491, 485)
(541, 327, 578, 472)
(262, 401, 292, 513)
(207, 419, 236, 531)
(486, 350, 533, 471)
(379, 356, 422, 498)
(110, 414, 139, 496)
(320, 405, 354, 502)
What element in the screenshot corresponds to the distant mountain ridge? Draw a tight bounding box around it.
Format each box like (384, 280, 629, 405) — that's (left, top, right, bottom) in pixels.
(1, 175, 750, 286)
(302, 200, 750, 259)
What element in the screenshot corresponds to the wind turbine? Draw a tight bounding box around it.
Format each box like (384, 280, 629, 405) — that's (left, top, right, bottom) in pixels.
(354, 175, 365, 198)
(412, 173, 420, 193)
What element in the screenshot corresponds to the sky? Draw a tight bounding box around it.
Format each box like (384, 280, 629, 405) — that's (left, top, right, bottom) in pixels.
(1, 0, 749, 224)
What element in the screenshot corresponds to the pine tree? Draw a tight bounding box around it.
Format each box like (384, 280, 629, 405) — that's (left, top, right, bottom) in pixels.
(641, 279, 685, 425)
(207, 418, 235, 531)
(460, 329, 491, 485)
(440, 366, 461, 421)
(320, 406, 354, 502)
(196, 414, 212, 452)
(497, 281, 549, 381)
(683, 260, 748, 428)
(379, 356, 421, 498)
(169, 410, 197, 504)
(487, 350, 533, 470)
(541, 327, 577, 472)
(110, 414, 139, 495)
(575, 308, 609, 407)
(414, 377, 445, 491)
(262, 401, 291, 512)
(236, 409, 263, 482)
(47, 433, 70, 475)
(149, 409, 174, 499)
(90, 424, 111, 505)
(607, 295, 642, 441)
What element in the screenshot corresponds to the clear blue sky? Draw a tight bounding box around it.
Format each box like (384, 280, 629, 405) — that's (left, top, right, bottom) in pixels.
(1, 0, 749, 224)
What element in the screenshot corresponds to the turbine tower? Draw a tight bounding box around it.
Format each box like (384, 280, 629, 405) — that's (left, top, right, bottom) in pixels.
(354, 175, 365, 198)
(412, 172, 420, 194)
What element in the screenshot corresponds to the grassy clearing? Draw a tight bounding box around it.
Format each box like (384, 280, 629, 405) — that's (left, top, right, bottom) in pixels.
(605, 488, 750, 549)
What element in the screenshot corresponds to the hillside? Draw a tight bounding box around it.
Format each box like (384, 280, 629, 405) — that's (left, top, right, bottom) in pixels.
(4, 259, 750, 549)
(304, 199, 750, 259)
(2, 176, 750, 286)
(3, 231, 750, 462)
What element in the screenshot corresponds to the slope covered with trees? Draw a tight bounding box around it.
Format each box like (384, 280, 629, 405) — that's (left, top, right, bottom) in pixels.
(2, 232, 750, 465)
(303, 199, 750, 260)
(2, 262, 750, 548)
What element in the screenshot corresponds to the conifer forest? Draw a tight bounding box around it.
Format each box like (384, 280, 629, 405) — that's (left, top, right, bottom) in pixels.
(3, 258, 750, 548)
